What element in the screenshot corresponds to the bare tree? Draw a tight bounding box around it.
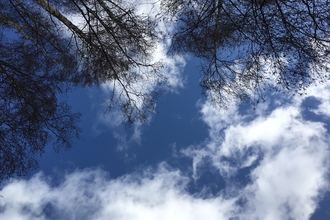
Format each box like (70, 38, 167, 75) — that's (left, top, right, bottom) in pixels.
(33, 0, 163, 123)
(0, 0, 81, 180)
(162, 0, 330, 107)
(0, 0, 162, 180)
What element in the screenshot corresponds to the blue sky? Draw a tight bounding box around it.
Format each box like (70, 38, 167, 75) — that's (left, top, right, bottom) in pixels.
(1, 1, 330, 220)
(1, 54, 330, 219)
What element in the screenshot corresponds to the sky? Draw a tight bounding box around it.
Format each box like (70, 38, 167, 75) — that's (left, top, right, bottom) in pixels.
(1, 1, 330, 220)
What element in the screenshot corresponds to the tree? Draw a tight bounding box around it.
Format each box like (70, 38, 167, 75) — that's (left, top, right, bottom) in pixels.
(32, 0, 162, 123)
(0, 0, 161, 180)
(162, 0, 330, 107)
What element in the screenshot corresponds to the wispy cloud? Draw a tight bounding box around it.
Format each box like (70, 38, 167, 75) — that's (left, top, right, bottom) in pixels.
(99, 0, 186, 120)
(90, 0, 186, 148)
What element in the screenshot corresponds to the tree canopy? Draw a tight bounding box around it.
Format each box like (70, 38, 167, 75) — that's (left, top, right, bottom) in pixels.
(0, 0, 161, 180)
(163, 0, 330, 107)
(1, 0, 330, 180)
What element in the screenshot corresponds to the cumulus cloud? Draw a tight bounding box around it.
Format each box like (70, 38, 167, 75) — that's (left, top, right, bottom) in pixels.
(2, 87, 330, 219)
(183, 87, 330, 219)
(297, 81, 330, 118)
(241, 144, 328, 220)
(0, 164, 237, 220)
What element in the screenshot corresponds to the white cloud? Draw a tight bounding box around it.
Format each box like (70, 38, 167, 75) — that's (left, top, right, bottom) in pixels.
(2, 90, 330, 219)
(241, 145, 328, 220)
(183, 87, 330, 219)
(3, 78, 329, 220)
(0, 164, 237, 220)
(299, 82, 330, 118)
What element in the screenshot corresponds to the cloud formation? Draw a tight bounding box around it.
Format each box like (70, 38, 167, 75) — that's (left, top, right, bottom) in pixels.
(183, 85, 330, 219)
(2, 85, 330, 219)
(0, 164, 237, 220)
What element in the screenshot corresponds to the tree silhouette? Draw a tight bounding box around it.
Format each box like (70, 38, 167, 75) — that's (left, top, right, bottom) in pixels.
(0, 0, 161, 180)
(33, 0, 162, 123)
(163, 0, 330, 107)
